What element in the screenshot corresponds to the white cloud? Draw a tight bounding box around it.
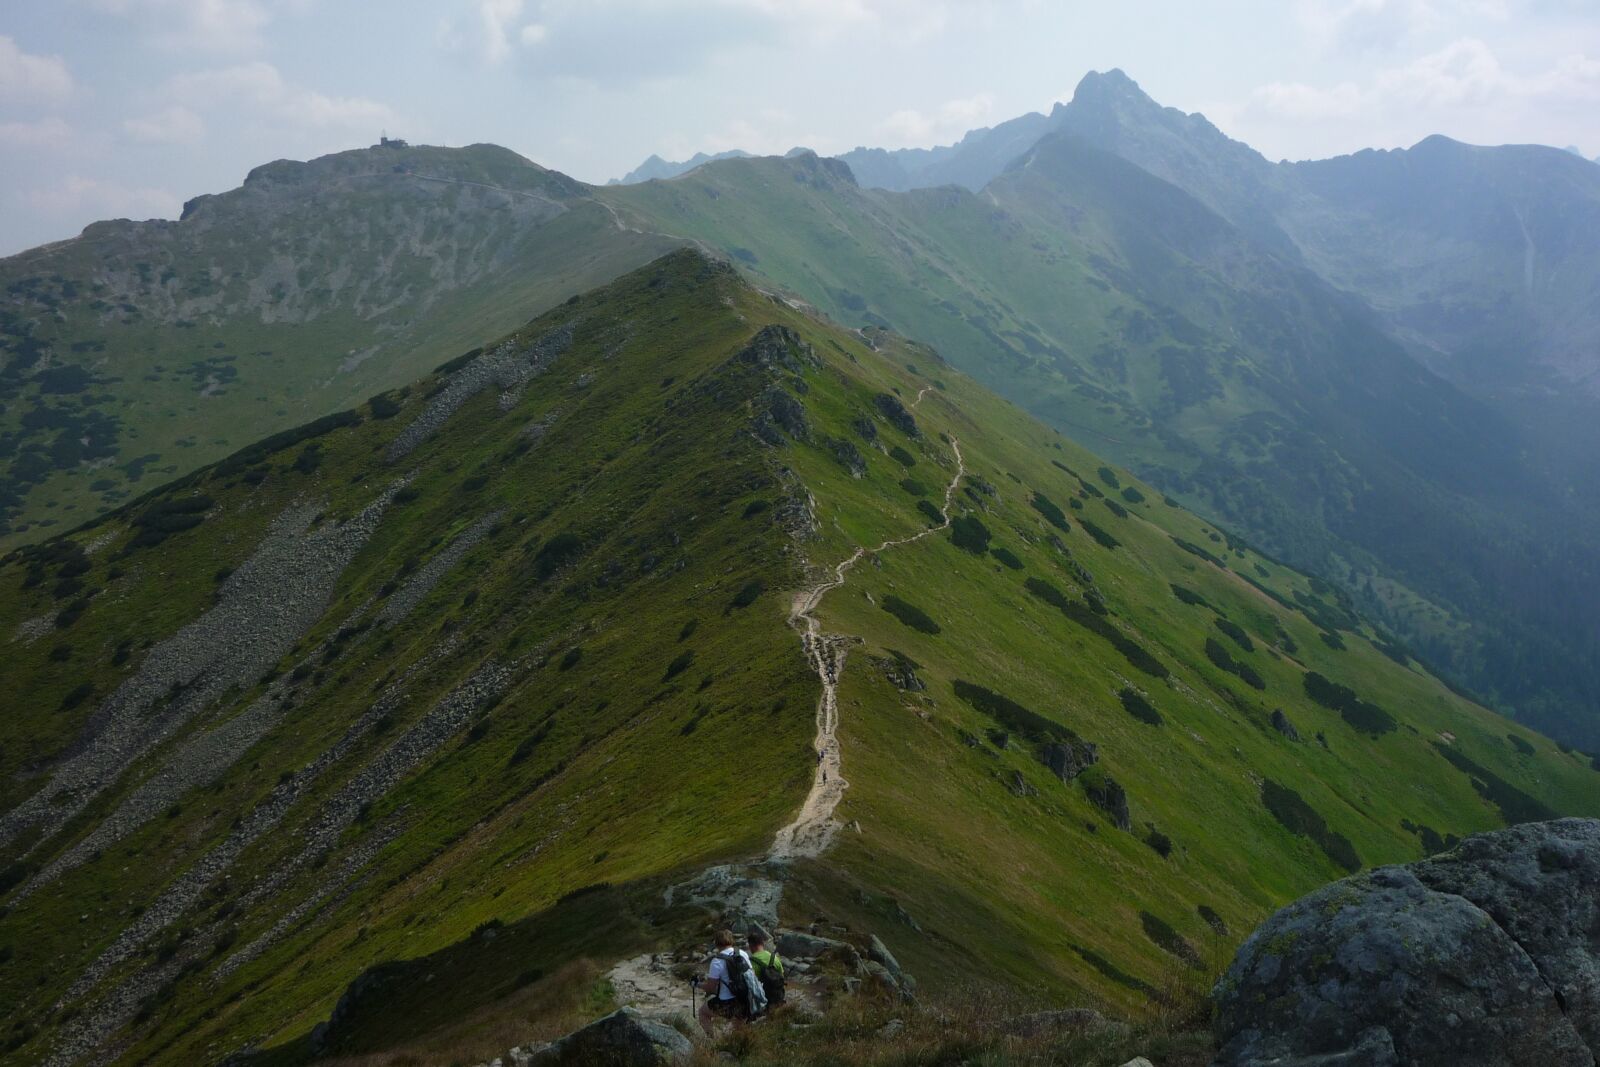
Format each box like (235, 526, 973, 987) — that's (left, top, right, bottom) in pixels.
(1232, 34, 1600, 158)
(1295, 0, 1514, 51)
(479, 0, 524, 64)
(1248, 37, 1600, 123)
(23, 175, 182, 223)
(86, 0, 273, 52)
(0, 117, 74, 149)
(0, 35, 74, 105)
(122, 104, 207, 143)
(879, 92, 995, 146)
(440, 0, 969, 77)
(166, 62, 398, 129)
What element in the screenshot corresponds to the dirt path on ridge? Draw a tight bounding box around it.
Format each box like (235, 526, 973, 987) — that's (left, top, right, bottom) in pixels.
(768, 434, 965, 862)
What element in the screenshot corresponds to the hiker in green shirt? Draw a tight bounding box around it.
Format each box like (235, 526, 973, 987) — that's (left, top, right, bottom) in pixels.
(747, 930, 786, 1007)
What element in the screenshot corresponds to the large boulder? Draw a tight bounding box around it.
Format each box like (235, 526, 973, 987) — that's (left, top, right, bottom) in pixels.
(526, 1007, 691, 1066)
(1214, 818, 1600, 1066)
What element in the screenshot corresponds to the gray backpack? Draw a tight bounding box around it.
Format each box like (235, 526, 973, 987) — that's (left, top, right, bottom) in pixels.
(721, 949, 768, 1017)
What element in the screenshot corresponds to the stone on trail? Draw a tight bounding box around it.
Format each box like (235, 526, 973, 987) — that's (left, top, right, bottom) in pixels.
(524, 1007, 691, 1066)
(1213, 818, 1600, 1066)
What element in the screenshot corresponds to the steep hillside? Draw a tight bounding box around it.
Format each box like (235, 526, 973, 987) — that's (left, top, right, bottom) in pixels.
(0, 141, 672, 548)
(2, 251, 1594, 1065)
(599, 144, 1600, 748)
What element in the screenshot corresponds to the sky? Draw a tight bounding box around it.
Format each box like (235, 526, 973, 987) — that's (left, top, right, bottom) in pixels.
(2, 0, 1599, 256)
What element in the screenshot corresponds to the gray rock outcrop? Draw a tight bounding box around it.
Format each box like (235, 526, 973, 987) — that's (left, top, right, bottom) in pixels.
(1214, 818, 1600, 1066)
(525, 1008, 691, 1066)
(873, 392, 920, 437)
(1084, 773, 1130, 830)
(1040, 738, 1098, 782)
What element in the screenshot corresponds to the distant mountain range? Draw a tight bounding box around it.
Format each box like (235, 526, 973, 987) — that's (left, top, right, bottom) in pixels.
(608, 149, 751, 184)
(6, 249, 1594, 1064)
(5, 71, 1600, 755)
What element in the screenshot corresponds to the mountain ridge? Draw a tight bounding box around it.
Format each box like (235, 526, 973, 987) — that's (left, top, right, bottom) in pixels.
(5, 249, 1595, 1064)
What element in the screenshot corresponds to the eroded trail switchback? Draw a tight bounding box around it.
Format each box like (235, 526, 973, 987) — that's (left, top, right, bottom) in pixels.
(770, 436, 965, 862)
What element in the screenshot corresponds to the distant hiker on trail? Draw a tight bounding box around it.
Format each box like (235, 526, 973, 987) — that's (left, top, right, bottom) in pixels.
(749, 930, 786, 1007)
(698, 928, 765, 1032)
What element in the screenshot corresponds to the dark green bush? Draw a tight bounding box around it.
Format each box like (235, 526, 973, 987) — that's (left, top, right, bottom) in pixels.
(368, 392, 403, 419)
(899, 478, 929, 497)
(531, 532, 584, 579)
(1025, 578, 1167, 678)
(1507, 733, 1535, 756)
(1204, 638, 1265, 690)
(1118, 687, 1163, 726)
(1121, 486, 1145, 504)
(1262, 779, 1361, 872)
(1079, 519, 1120, 550)
(989, 546, 1023, 570)
(1097, 466, 1121, 489)
(1139, 910, 1199, 967)
(558, 647, 582, 671)
(882, 595, 940, 635)
(1214, 618, 1254, 652)
(213, 409, 359, 477)
(1030, 493, 1071, 532)
(1170, 584, 1212, 610)
(59, 682, 94, 711)
(889, 446, 916, 467)
(434, 347, 483, 375)
(728, 579, 764, 611)
(949, 515, 991, 554)
(1171, 537, 1226, 568)
(1102, 498, 1128, 519)
(741, 499, 770, 519)
(916, 500, 944, 526)
(951, 680, 1071, 743)
(1302, 672, 1396, 736)
(1432, 742, 1555, 823)
(663, 650, 695, 681)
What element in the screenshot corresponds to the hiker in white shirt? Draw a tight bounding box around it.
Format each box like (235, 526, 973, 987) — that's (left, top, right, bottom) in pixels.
(698, 928, 753, 1033)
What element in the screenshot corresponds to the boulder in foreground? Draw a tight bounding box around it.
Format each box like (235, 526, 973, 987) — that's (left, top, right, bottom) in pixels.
(1213, 818, 1600, 1066)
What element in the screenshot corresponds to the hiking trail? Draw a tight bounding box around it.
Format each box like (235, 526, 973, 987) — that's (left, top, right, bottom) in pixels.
(769, 434, 964, 862)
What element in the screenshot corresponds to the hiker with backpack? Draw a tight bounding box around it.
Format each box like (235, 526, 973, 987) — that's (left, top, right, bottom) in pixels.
(698, 928, 766, 1033)
(748, 930, 786, 1008)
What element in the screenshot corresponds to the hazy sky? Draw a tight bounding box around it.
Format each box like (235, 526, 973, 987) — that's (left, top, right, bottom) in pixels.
(2, 0, 1598, 256)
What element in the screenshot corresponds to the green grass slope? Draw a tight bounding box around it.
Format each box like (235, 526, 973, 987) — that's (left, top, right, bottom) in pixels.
(1, 250, 1593, 1064)
(0, 142, 673, 549)
(598, 145, 1600, 749)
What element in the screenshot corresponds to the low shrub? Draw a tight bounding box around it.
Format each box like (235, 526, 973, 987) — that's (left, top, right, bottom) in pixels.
(949, 515, 991, 554)
(1302, 672, 1396, 736)
(1031, 492, 1071, 533)
(1079, 519, 1120, 550)
(1432, 742, 1555, 824)
(1204, 638, 1265, 690)
(882, 595, 940, 634)
(1213, 618, 1254, 652)
(728, 579, 764, 611)
(1025, 577, 1167, 678)
(989, 546, 1023, 570)
(1118, 687, 1163, 726)
(1262, 779, 1361, 872)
